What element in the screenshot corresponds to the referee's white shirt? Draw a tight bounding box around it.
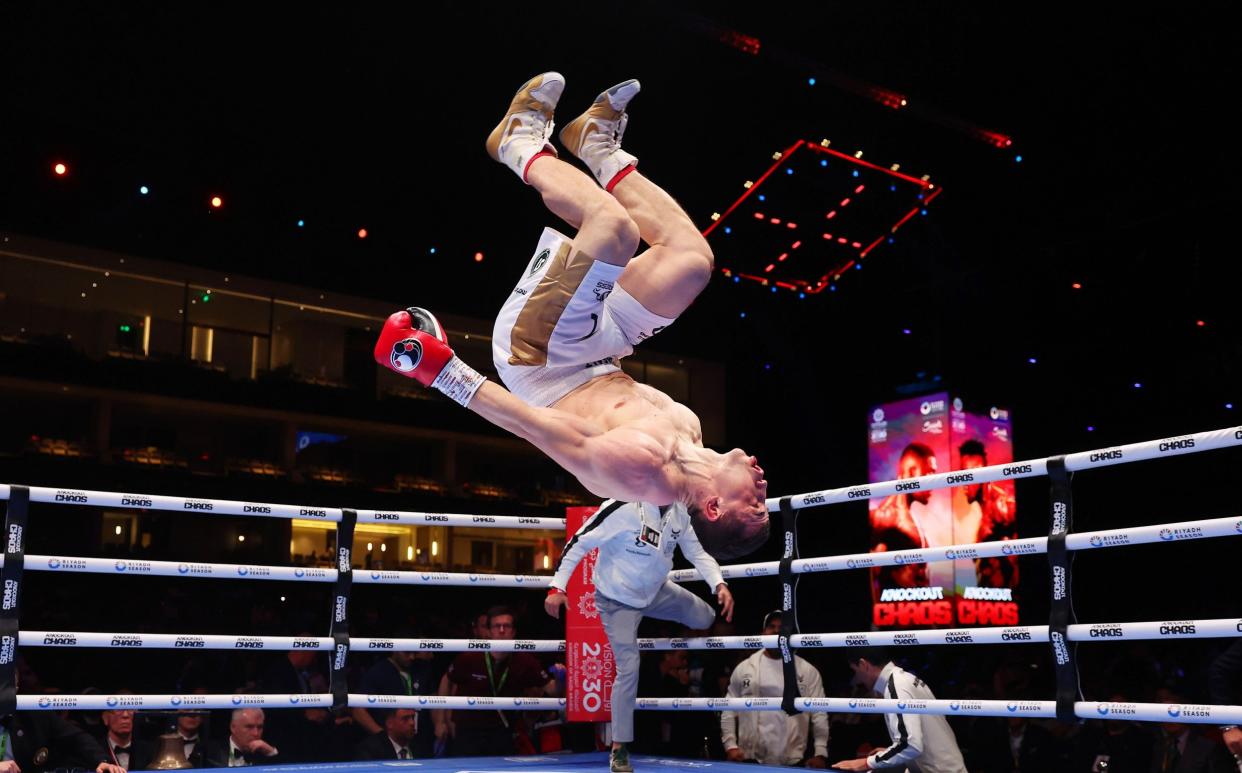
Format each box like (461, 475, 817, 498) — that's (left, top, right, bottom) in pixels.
(867, 662, 967, 772)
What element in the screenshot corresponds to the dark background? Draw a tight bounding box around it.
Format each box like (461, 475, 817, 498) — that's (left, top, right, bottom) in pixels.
(2, 0, 1239, 714)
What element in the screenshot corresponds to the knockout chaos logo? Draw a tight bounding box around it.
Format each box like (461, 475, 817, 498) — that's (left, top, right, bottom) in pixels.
(7, 524, 22, 553)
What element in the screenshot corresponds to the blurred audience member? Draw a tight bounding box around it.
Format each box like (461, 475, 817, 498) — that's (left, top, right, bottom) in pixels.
(354, 708, 418, 760)
(204, 708, 279, 767)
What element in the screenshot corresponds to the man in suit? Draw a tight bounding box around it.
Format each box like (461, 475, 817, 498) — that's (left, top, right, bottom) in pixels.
(1149, 687, 1235, 773)
(202, 709, 279, 768)
(99, 702, 154, 771)
(354, 709, 418, 761)
(173, 710, 208, 768)
(2, 711, 124, 773)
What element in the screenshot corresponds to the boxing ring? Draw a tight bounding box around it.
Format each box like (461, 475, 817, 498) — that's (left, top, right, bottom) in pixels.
(2, 424, 1241, 767)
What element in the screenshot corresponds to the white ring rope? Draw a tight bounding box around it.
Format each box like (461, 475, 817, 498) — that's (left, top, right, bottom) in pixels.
(0, 485, 566, 530)
(354, 510, 565, 530)
(634, 697, 1242, 725)
(768, 425, 1242, 512)
(6, 514, 1236, 587)
(353, 569, 552, 588)
(670, 514, 1242, 583)
(20, 618, 1241, 652)
(19, 555, 337, 582)
(14, 694, 1241, 725)
(0, 487, 343, 522)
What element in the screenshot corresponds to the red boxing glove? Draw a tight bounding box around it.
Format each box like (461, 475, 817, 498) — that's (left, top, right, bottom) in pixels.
(374, 307, 453, 386)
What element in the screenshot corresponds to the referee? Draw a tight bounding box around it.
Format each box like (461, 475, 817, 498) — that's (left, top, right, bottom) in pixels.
(545, 499, 732, 773)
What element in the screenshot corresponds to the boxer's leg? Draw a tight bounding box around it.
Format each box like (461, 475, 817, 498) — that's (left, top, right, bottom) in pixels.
(486, 72, 638, 267)
(560, 80, 712, 318)
(526, 158, 639, 268)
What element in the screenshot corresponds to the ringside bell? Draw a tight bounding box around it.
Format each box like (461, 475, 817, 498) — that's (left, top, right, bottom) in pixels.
(148, 733, 193, 770)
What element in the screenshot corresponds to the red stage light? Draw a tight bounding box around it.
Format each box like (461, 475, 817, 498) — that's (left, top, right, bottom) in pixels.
(474, 252, 485, 262)
(357, 228, 368, 239)
(1071, 282, 1082, 289)
(53, 162, 68, 176)
(210, 196, 223, 208)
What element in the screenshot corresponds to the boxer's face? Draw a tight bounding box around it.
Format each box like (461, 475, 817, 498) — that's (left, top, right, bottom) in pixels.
(899, 451, 935, 504)
(960, 454, 985, 500)
(700, 449, 770, 557)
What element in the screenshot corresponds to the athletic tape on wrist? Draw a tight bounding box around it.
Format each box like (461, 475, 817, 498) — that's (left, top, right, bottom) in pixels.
(432, 357, 486, 407)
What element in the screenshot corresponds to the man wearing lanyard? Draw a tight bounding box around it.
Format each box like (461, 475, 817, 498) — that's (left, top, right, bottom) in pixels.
(353, 631, 432, 753)
(546, 499, 732, 773)
(439, 606, 555, 755)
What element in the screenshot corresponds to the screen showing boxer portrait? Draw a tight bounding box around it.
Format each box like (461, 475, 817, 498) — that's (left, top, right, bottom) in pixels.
(867, 393, 1020, 627)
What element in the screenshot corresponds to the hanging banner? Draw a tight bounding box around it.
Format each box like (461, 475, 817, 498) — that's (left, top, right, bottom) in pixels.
(564, 506, 614, 724)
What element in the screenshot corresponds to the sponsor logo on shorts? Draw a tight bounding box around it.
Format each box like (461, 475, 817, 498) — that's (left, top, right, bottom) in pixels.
(530, 249, 551, 275)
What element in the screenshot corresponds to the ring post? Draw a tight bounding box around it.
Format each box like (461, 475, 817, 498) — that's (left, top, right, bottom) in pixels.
(1046, 456, 1082, 724)
(777, 497, 801, 715)
(1, 486, 30, 716)
(330, 508, 358, 713)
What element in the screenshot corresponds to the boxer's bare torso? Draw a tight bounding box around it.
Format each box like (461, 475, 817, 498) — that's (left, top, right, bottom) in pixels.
(550, 371, 703, 500)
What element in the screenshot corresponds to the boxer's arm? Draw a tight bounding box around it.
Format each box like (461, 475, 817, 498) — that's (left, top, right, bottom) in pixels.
(467, 381, 675, 502)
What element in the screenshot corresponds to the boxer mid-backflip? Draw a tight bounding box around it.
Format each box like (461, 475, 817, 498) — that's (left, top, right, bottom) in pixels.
(374, 72, 769, 559)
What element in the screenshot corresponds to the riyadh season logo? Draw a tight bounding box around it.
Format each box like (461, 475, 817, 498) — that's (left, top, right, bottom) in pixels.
(872, 408, 885, 423)
(953, 397, 964, 411)
(1006, 703, 1018, 713)
(231, 695, 244, 706)
(294, 568, 305, 578)
(1090, 536, 1103, 547)
(115, 561, 127, 572)
(39, 697, 51, 708)
(48, 558, 61, 569)
(949, 701, 961, 711)
(1097, 703, 1111, 716)
(170, 696, 183, 706)
(1167, 705, 1181, 718)
(106, 696, 119, 708)
(848, 699, 859, 709)
(178, 564, 190, 574)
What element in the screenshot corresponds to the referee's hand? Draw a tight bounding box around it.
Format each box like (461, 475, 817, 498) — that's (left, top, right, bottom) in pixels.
(545, 588, 568, 618)
(716, 583, 734, 622)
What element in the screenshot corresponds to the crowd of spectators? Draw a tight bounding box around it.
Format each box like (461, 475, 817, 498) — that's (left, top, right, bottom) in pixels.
(9, 596, 1239, 771)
